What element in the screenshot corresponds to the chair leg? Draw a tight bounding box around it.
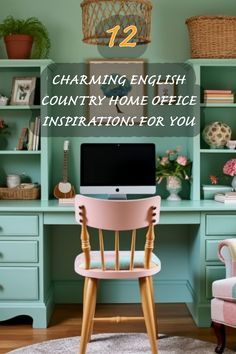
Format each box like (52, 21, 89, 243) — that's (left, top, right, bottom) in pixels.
(212, 321, 226, 354)
(80, 278, 97, 354)
(87, 281, 98, 342)
(82, 277, 95, 343)
(149, 277, 158, 337)
(139, 276, 158, 354)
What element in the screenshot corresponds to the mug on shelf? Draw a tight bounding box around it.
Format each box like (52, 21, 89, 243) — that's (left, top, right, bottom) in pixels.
(6, 174, 21, 188)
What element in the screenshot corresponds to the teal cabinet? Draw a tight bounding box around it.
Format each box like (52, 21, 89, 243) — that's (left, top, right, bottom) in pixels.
(0, 241, 38, 263)
(206, 214, 236, 236)
(205, 240, 221, 262)
(0, 267, 39, 300)
(205, 266, 226, 299)
(0, 212, 51, 328)
(0, 215, 38, 236)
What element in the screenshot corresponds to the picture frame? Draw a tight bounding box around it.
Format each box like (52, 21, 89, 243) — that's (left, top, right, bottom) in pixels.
(156, 81, 177, 104)
(10, 77, 37, 105)
(88, 59, 145, 123)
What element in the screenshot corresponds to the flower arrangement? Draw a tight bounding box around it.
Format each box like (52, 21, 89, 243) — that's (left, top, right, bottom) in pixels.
(0, 119, 9, 135)
(209, 175, 219, 185)
(156, 148, 192, 183)
(223, 159, 236, 177)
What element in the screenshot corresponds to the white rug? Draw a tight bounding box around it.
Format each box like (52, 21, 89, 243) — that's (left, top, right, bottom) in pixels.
(7, 333, 235, 354)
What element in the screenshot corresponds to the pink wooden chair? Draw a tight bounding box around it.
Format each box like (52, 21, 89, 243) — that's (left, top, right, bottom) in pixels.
(74, 195, 161, 354)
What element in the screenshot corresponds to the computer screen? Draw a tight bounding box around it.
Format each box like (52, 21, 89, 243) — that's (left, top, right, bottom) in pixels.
(80, 143, 156, 196)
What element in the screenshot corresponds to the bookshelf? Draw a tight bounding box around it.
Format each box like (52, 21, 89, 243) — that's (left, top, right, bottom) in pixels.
(188, 60, 236, 200)
(0, 60, 52, 200)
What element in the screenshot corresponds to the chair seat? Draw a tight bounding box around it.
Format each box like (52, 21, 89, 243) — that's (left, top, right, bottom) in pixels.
(74, 251, 161, 279)
(211, 298, 236, 328)
(212, 277, 236, 301)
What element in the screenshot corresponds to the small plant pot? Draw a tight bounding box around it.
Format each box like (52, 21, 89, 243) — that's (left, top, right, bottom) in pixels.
(4, 34, 33, 59)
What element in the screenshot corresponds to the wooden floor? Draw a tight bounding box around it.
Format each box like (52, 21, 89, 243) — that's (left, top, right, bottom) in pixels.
(0, 304, 235, 353)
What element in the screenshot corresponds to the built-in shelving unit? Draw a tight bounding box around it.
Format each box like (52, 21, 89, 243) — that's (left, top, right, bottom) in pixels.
(188, 59, 236, 199)
(0, 60, 51, 199)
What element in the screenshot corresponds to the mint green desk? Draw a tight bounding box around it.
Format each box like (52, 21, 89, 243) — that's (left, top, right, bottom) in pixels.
(0, 200, 235, 328)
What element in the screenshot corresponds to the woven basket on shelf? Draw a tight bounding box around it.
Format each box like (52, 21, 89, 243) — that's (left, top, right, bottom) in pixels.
(81, 0, 152, 45)
(0, 187, 40, 200)
(186, 16, 236, 58)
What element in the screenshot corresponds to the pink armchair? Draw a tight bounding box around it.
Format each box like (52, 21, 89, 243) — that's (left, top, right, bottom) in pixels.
(211, 238, 236, 354)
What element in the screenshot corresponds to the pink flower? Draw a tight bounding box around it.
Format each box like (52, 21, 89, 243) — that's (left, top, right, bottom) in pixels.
(166, 149, 174, 155)
(160, 157, 169, 166)
(176, 155, 187, 166)
(223, 159, 236, 176)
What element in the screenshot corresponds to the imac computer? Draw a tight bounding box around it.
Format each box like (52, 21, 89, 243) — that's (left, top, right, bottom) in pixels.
(80, 143, 156, 198)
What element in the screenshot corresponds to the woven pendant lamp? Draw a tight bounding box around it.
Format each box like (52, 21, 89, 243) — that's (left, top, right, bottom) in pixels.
(81, 0, 152, 46)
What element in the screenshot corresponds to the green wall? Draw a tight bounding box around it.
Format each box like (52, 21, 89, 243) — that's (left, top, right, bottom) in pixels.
(1, 0, 235, 303)
(1, 0, 236, 62)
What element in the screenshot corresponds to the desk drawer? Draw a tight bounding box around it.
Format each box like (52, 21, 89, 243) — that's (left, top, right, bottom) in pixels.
(206, 215, 236, 236)
(0, 241, 38, 263)
(206, 266, 225, 299)
(0, 267, 38, 300)
(0, 215, 38, 236)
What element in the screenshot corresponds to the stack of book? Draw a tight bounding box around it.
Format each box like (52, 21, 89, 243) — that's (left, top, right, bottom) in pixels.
(215, 192, 236, 204)
(17, 117, 41, 151)
(204, 90, 235, 104)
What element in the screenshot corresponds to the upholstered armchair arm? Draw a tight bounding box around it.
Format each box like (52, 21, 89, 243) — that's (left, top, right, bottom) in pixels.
(218, 239, 236, 278)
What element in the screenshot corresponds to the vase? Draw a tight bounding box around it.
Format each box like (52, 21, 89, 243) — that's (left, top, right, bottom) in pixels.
(0, 135, 7, 150)
(232, 176, 236, 191)
(166, 176, 182, 201)
(202, 122, 232, 149)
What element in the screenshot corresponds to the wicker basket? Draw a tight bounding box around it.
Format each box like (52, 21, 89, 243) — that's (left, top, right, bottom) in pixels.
(0, 186, 40, 200)
(186, 16, 236, 58)
(81, 0, 152, 45)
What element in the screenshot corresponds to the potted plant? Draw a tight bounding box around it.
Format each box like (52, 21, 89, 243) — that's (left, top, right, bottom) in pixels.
(156, 148, 192, 201)
(0, 16, 51, 59)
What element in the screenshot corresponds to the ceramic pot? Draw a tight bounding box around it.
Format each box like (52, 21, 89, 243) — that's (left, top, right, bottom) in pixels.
(202, 122, 231, 149)
(232, 176, 236, 191)
(4, 35, 33, 59)
(166, 176, 182, 201)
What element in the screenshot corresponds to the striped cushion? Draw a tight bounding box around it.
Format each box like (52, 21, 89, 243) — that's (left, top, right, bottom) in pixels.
(211, 298, 236, 327)
(212, 277, 236, 301)
(76, 250, 160, 270)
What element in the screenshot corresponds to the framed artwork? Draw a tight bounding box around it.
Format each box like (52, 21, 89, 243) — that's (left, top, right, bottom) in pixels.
(156, 82, 177, 104)
(10, 77, 36, 105)
(88, 59, 145, 122)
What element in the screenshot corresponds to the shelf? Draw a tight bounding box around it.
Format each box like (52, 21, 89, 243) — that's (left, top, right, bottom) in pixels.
(0, 150, 41, 155)
(200, 104, 236, 108)
(0, 105, 41, 110)
(0, 59, 52, 67)
(200, 149, 236, 154)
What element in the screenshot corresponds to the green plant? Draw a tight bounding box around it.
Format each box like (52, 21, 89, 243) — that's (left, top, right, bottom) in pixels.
(0, 16, 50, 58)
(156, 148, 192, 183)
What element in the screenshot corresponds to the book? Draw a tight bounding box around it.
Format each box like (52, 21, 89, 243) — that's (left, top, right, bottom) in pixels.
(17, 128, 28, 150)
(32, 117, 41, 151)
(28, 121, 35, 151)
(58, 198, 75, 206)
(35, 117, 41, 151)
(215, 193, 236, 203)
(204, 90, 232, 94)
